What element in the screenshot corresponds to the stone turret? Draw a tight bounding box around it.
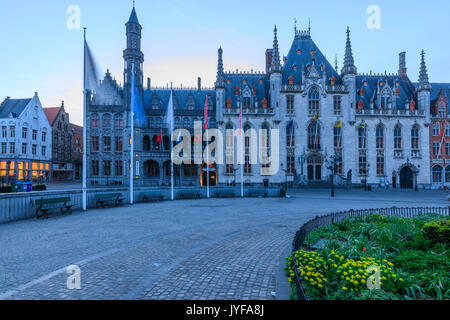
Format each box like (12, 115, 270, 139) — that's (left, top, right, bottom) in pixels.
(215, 47, 226, 124)
(269, 26, 282, 122)
(342, 27, 357, 122)
(417, 50, 432, 123)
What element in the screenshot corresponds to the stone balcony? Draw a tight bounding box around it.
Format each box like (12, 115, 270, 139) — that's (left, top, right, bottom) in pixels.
(356, 109, 425, 117)
(224, 108, 274, 116)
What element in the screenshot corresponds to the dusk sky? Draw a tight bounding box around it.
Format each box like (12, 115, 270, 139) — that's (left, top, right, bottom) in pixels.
(1, 0, 450, 125)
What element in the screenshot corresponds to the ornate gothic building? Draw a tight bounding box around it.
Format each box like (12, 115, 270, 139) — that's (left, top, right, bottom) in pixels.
(86, 6, 446, 189)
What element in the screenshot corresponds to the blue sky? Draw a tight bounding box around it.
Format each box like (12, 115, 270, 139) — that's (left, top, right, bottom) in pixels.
(1, 0, 450, 125)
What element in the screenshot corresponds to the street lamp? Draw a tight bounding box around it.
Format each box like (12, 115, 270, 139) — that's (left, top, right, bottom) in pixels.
(326, 155, 340, 198)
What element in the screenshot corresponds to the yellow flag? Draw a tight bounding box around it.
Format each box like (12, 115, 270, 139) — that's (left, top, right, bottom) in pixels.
(334, 120, 343, 128)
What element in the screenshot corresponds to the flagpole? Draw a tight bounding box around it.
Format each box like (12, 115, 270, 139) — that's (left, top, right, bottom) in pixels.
(206, 97, 210, 199)
(170, 90, 174, 201)
(130, 64, 135, 205)
(240, 105, 244, 198)
(82, 28, 87, 212)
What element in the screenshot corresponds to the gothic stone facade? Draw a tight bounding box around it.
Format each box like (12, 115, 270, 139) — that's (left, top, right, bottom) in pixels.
(87, 7, 441, 189)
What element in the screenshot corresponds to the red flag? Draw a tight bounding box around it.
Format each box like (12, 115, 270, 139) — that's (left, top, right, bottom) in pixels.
(204, 96, 208, 130)
(156, 130, 162, 143)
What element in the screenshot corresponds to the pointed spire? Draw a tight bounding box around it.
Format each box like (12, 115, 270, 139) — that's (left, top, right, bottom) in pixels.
(417, 50, 432, 92)
(215, 47, 226, 88)
(128, 4, 139, 24)
(270, 25, 281, 73)
(341, 27, 357, 76)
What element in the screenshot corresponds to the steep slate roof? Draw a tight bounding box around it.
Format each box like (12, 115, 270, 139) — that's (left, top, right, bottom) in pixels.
(0, 98, 31, 118)
(128, 7, 139, 24)
(70, 123, 83, 133)
(282, 34, 343, 85)
(355, 75, 416, 109)
(143, 89, 216, 111)
(224, 73, 270, 108)
(43, 107, 61, 126)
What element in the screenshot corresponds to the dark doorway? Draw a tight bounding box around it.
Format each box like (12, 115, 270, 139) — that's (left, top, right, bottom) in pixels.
(308, 165, 314, 181)
(315, 165, 322, 180)
(392, 173, 397, 189)
(400, 167, 413, 189)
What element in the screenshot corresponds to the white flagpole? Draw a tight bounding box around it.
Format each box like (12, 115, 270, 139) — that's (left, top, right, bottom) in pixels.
(170, 91, 174, 201)
(130, 64, 135, 205)
(240, 106, 244, 198)
(82, 28, 87, 211)
(206, 97, 210, 199)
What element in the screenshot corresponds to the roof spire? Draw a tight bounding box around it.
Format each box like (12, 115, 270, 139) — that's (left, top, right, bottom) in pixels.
(417, 50, 432, 91)
(341, 26, 357, 76)
(215, 47, 226, 88)
(270, 25, 281, 73)
(128, 2, 139, 24)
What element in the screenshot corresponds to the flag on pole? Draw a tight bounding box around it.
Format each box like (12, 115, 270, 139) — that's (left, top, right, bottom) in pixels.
(204, 96, 210, 198)
(166, 91, 174, 200)
(84, 39, 101, 92)
(82, 29, 101, 211)
(334, 120, 343, 128)
(157, 130, 162, 144)
(204, 96, 209, 130)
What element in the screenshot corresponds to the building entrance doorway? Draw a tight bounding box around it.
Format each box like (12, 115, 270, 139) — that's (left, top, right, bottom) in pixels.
(201, 162, 217, 187)
(400, 167, 414, 189)
(307, 155, 322, 181)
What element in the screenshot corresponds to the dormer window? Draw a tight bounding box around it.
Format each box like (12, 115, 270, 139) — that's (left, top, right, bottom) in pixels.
(288, 76, 294, 85)
(380, 89, 391, 109)
(242, 97, 251, 109)
(293, 65, 297, 71)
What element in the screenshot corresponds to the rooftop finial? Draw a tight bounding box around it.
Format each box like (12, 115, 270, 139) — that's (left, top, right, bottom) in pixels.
(294, 18, 297, 34)
(215, 46, 226, 88)
(270, 25, 281, 73)
(341, 26, 357, 76)
(418, 49, 432, 91)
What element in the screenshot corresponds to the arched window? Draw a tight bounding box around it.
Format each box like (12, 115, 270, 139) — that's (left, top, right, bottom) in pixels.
(163, 136, 170, 151)
(411, 126, 420, 150)
(432, 166, 443, 184)
(152, 135, 161, 151)
(308, 122, 321, 151)
(225, 123, 234, 174)
(446, 166, 450, 183)
(308, 87, 320, 116)
(146, 161, 160, 178)
(262, 123, 271, 174)
(394, 125, 402, 150)
(358, 126, 367, 149)
(334, 126, 342, 149)
(244, 124, 252, 174)
(376, 125, 384, 149)
(286, 123, 295, 147)
(114, 114, 123, 129)
(91, 114, 99, 128)
(143, 136, 150, 152)
(102, 114, 112, 128)
(183, 117, 189, 128)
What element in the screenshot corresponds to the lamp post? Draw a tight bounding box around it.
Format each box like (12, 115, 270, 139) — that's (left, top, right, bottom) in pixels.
(326, 155, 340, 198)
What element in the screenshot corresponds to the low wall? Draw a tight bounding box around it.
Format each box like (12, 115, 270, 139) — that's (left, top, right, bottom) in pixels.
(0, 186, 282, 224)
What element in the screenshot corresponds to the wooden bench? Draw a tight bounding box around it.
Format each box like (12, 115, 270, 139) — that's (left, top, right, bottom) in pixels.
(95, 193, 125, 208)
(179, 189, 201, 199)
(141, 191, 164, 202)
(215, 189, 236, 198)
(35, 197, 75, 219)
(248, 189, 268, 198)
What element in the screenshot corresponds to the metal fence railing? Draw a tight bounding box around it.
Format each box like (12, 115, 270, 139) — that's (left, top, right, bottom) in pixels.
(291, 206, 450, 300)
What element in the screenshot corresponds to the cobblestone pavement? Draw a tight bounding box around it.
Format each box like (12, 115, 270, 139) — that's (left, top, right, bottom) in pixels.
(0, 190, 447, 300)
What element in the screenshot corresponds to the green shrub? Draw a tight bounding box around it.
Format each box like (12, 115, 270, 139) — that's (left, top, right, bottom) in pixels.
(356, 289, 400, 300)
(423, 220, 450, 244)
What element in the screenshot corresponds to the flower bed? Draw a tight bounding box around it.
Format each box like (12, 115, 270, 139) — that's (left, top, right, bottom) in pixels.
(286, 214, 449, 300)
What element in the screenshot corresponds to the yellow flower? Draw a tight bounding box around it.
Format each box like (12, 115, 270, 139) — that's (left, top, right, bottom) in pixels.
(342, 287, 348, 291)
